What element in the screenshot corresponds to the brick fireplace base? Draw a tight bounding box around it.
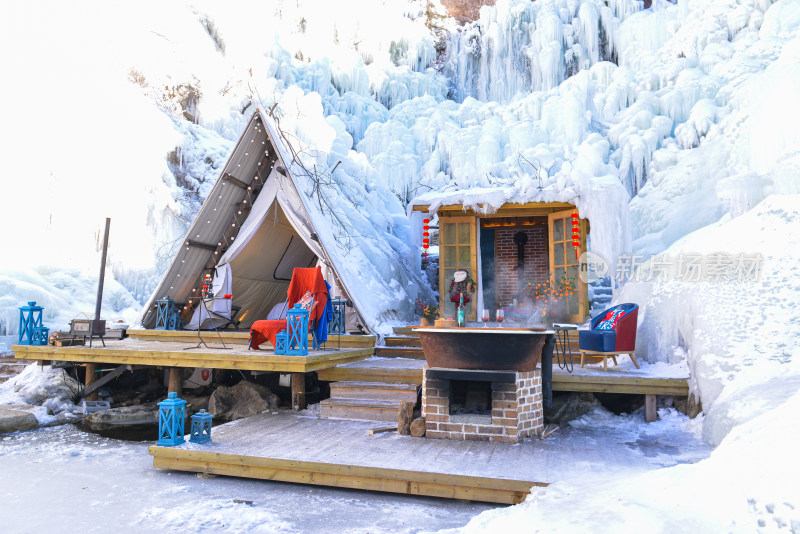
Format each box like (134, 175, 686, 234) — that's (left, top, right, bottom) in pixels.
(422, 367, 544, 443)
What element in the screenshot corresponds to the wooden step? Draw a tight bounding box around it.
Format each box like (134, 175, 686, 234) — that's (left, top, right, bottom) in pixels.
(374, 346, 425, 360)
(384, 336, 421, 348)
(329, 381, 418, 403)
(318, 364, 424, 386)
(392, 327, 417, 336)
(320, 398, 404, 422)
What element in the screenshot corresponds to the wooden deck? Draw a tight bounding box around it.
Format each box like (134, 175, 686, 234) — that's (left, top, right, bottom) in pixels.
(126, 328, 376, 348)
(317, 357, 690, 396)
(149, 410, 709, 504)
(150, 412, 544, 504)
(12, 338, 373, 373)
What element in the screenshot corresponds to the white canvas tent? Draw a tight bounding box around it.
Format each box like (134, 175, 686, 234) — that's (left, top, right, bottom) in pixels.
(138, 110, 366, 332)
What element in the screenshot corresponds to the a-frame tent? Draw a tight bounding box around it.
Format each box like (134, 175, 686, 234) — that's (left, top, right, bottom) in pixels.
(138, 110, 367, 332)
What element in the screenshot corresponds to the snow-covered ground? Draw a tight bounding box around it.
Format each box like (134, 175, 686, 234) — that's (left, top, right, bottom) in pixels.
(452, 389, 800, 533)
(0, 404, 712, 533)
(0, 425, 492, 533)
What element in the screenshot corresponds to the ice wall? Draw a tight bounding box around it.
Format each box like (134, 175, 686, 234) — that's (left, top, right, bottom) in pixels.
(618, 195, 800, 446)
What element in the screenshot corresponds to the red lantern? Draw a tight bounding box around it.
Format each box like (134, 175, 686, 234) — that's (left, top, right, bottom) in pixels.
(422, 218, 430, 260)
(571, 211, 580, 260)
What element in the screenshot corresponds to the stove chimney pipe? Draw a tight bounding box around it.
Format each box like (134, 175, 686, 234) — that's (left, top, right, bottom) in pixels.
(95, 218, 111, 321)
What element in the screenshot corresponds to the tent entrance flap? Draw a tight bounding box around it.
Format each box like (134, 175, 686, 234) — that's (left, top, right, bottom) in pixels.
(219, 201, 318, 329)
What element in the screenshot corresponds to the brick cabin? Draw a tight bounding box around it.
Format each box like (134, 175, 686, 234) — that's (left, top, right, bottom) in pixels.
(412, 201, 590, 324)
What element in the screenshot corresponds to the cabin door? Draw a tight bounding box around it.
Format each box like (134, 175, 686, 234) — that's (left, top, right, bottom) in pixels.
(439, 216, 478, 322)
(547, 209, 587, 323)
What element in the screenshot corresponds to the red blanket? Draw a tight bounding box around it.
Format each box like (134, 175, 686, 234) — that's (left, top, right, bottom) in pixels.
(249, 319, 286, 350)
(249, 267, 329, 350)
(287, 267, 328, 322)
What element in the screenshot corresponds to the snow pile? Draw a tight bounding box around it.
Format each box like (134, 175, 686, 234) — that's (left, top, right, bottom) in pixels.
(620, 194, 800, 445)
(446, 389, 800, 533)
(0, 364, 81, 424)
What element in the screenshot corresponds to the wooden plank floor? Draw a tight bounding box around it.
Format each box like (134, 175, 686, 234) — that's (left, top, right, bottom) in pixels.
(126, 328, 376, 348)
(151, 412, 543, 504)
(12, 339, 373, 373)
(317, 357, 690, 396)
(150, 410, 709, 504)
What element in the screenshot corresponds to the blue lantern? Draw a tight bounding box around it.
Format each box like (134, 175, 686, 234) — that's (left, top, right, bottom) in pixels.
(18, 302, 44, 345)
(156, 299, 181, 330)
(274, 332, 287, 355)
(189, 409, 213, 443)
(285, 304, 309, 355)
(157, 392, 186, 446)
(328, 298, 346, 336)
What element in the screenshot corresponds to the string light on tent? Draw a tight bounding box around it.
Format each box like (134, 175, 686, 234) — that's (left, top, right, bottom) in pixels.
(159, 119, 279, 327)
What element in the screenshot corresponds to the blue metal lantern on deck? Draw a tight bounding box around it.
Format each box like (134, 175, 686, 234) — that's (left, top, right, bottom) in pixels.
(157, 392, 187, 446)
(156, 299, 181, 330)
(328, 298, 346, 336)
(274, 331, 287, 355)
(285, 304, 309, 356)
(189, 409, 213, 443)
(18, 302, 44, 345)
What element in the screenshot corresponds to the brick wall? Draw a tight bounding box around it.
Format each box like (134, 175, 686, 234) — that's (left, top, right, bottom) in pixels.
(494, 225, 549, 308)
(422, 367, 543, 443)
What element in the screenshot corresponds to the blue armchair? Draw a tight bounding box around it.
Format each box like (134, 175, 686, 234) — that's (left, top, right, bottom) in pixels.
(578, 303, 640, 371)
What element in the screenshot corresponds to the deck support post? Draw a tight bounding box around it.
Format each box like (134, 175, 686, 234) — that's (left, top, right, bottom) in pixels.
(645, 394, 657, 422)
(168, 367, 183, 398)
(84, 363, 99, 401)
(291, 373, 305, 411)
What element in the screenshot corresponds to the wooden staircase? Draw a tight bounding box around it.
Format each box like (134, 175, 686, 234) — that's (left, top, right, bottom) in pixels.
(319, 328, 424, 422)
(373, 334, 424, 360)
(0, 352, 28, 384)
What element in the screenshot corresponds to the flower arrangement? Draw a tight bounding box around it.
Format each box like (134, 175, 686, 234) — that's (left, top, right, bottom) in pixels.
(416, 299, 440, 321)
(524, 273, 575, 324)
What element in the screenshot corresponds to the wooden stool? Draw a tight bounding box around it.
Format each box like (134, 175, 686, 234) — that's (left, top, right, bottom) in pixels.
(580, 350, 639, 371)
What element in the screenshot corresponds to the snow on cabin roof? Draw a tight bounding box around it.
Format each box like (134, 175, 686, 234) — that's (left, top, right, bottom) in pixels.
(409, 174, 632, 280)
(409, 185, 576, 214)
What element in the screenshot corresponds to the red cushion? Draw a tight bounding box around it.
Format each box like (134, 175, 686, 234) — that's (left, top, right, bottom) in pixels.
(297, 290, 314, 311)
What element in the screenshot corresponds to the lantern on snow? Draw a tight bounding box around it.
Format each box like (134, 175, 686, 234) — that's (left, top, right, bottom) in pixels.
(422, 218, 430, 260)
(571, 211, 581, 259)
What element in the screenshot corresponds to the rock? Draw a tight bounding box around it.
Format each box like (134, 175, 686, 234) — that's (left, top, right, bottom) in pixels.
(440, 0, 496, 25)
(545, 393, 602, 424)
(674, 394, 703, 419)
(182, 395, 209, 413)
(87, 404, 157, 429)
(410, 417, 426, 437)
(0, 405, 40, 433)
(208, 381, 280, 421)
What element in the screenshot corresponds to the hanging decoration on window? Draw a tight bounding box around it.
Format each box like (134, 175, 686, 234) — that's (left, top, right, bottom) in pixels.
(422, 218, 430, 260)
(571, 211, 581, 259)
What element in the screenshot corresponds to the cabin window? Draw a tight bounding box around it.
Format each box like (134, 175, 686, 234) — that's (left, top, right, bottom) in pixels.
(439, 216, 477, 321)
(548, 209, 587, 322)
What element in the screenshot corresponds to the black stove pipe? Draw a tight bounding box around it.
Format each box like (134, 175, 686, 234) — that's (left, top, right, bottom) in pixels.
(541, 333, 554, 410)
(95, 218, 110, 321)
